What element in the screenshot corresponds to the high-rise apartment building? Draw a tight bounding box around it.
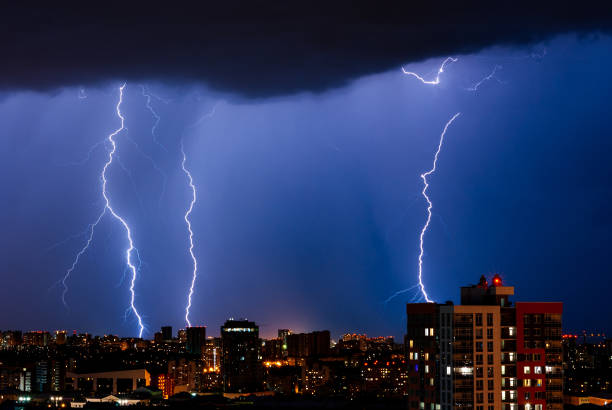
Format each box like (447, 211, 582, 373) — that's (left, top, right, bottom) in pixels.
(406, 275, 562, 410)
(221, 319, 262, 392)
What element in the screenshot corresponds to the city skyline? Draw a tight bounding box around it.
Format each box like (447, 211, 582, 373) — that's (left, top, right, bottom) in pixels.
(2, 275, 609, 409)
(0, 273, 607, 341)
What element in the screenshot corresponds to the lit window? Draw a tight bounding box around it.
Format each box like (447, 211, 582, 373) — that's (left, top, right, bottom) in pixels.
(425, 328, 429, 336)
(430, 328, 435, 336)
(446, 366, 451, 376)
(425, 365, 430, 373)
(410, 340, 414, 348)
(534, 366, 542, 374)
(524, 366, 530, 374)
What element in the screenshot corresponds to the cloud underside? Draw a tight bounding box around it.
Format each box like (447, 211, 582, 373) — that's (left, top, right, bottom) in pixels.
(2, 1, 611, 97)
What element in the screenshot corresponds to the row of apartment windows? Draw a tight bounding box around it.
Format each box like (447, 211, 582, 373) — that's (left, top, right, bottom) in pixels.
(521, 378, 543, 387)
(475, 354, 495, 365)
(523, 391, 546, 400)
(475, 367, 495, 378)
(475, 341, 494, 352)
(502, 377, 517, 388)
(518, 353, 541, 361)
(476, 391, 495, 403)
(408, 352, 431, 361)
(475, 379, 495, 390)
(523, 313, 561, 325)
(523, 366, 543, 374)
(475, 313, 495, 327)
(475, 328, 495, 339)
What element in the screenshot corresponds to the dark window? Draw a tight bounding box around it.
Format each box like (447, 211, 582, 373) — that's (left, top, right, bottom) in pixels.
(487, 313, 493, 326)
(475, 314, 483, 326)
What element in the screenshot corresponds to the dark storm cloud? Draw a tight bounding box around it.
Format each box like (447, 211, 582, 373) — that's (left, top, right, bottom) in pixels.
(2, 1, 612, 97)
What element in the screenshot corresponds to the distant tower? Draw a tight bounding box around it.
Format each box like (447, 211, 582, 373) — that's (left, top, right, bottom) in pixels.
(221, 319, 262, 393)
(161, 326, 173, 341)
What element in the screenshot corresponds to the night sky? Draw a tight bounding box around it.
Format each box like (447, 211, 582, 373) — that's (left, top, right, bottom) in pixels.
(1, 3, 612, 339)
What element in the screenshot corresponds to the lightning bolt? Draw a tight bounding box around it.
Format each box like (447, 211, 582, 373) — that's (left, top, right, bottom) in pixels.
(467, 65, 503, 91)
(60, 84, 145, 337)
(140, 85, 168, 152)
(59, 209, 106, 308)
(402, 57, 457, 85)
(383, 284, 422, 304)
(181, 140, 198, 328)
(385, 58, 459, 305)
(102, 84, 145, 337)
(181, 104, 218, 327)
(417, 113, 461, 303)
